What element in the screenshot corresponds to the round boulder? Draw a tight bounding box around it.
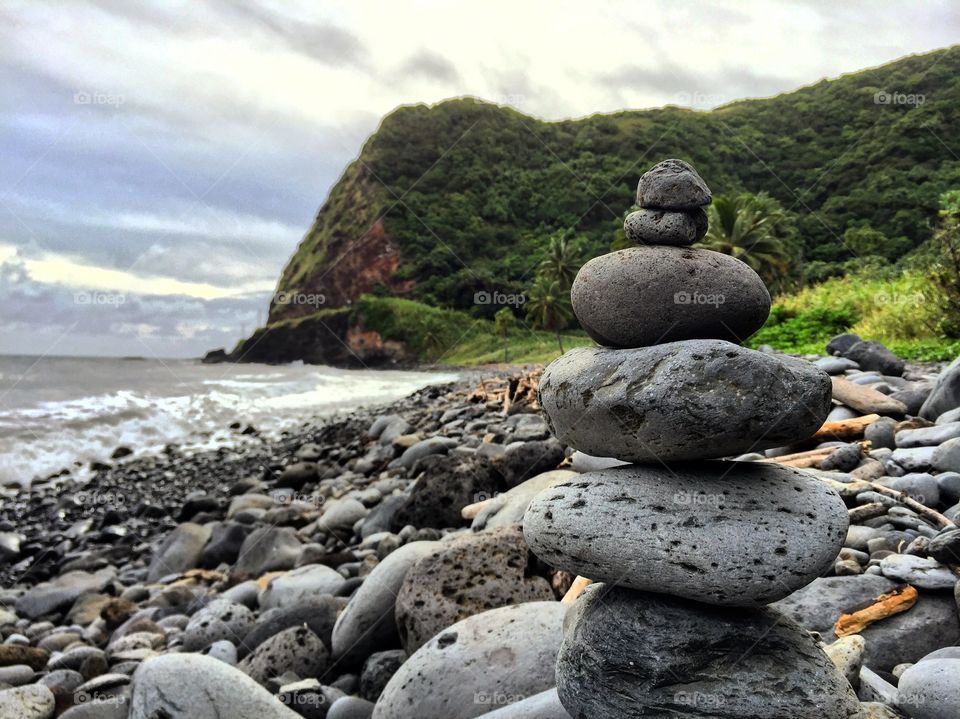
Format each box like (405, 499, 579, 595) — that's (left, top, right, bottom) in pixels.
(524, 462, 848, 605)
(556, 584, 862, 719)
(570, 246, 770, 348)
(395, 526, 554, 653)
(372, 602, 565, 719)
(538, 341, 832, 462)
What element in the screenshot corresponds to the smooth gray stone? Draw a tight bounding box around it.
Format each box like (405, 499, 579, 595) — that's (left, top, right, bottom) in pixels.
(896, 422, 960, 448)
(897, 659, 960, 719)
(843, 341, 905, 377)
(258, 564, 346, 610)
(933, 437, 960, 473)
(523, 462, 847, 606)
(622, 207, 706, 245)
(937, 471, 960, 503)
(372, 602, 565, 719)
(879, 554, 957, 589)
(635, 158, 711, 209)
(826, 405, 859, 421)
(773, 575, 960, 671)
(865, 417, 897, 450)
(920, 358, 960, 420)
(876, 473, 940, 507)
(929, 529, 960, 564)
(556, 584, 861, 719)
(470, 470, 577, 531)
(919, 646, 960, 661)
(146, 523, 211, 582)
(827, 333, 862, 356)
(332, 541, 439, 668)
(14, 568, 116, 620)
(480, 688, 571, 718)
(232, 526, 301, 577)
(130, 653, 301, 719)
(538, 341, 831, 462)
(0, 684, 55, 719)
(570, 247, 770, 348)
(388, 437, 459, 470)
(890, 447, 936, 471)
(936, 407, 960, 425)
(328, 696, 375, 719)
(816, 356, 861, 374)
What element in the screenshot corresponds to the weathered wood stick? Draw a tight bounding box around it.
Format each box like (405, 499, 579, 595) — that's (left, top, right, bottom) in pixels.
(835, 585, 918, 636)
(848, 502, 888, 523)
(811, 414, 881, 441)
(831, 377, 907, 415)
(562, 576, 592, 603)
(863, 481, 958, 529)
(461, 498, 492, 520)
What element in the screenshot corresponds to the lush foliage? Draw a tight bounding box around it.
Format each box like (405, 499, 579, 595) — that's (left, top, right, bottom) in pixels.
(697, 193, 801, 292)
(747, 268, 960, 360)
(353, 296, 591, 365)
(274, 46, 960, 323)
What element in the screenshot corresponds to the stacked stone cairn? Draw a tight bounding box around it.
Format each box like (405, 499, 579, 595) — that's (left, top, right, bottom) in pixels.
(523, 159, 865, 718)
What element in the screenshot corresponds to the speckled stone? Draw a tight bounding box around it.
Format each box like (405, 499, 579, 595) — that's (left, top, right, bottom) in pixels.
(623, 208, 707, 246)
(523, 462, 848, 605)
(570, 246, 770, 348)
(538, 341, 832, 463)
(556, 584, 862, 719)
(635, 158, 712, 209)
(394, 527, 554, 653)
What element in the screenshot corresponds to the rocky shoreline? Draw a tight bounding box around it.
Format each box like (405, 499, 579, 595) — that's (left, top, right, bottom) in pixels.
(0, 338, 959, 717)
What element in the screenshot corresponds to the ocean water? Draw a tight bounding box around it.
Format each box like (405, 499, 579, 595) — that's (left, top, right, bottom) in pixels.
(0, 355, 458, 487)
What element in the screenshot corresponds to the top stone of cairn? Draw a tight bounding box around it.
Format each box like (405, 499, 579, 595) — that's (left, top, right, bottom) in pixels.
(636, 158, 712, 210)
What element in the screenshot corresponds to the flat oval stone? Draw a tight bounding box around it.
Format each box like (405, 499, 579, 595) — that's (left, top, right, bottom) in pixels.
(523, 461, 848, 605)
(556, 585, 862, 719)
(538, 341, 832, 462)
(623, 208, 707, 246)
(570, 247, 770, 348)
(372, 602, 565, 719)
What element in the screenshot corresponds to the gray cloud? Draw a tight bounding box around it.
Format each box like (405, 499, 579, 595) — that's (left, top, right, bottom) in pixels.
(209, 1, 369, 69)
(399, 49, 460, 84)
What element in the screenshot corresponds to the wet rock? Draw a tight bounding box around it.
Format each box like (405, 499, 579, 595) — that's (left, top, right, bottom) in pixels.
(332, 541, 439, 667)
(146, 523, 211, 582)
(524, 462, 847, 605)
(556, 584, 860, 719)
(395, 527, 554, 653)
(570, 246, 770, 348)
(622, 207, 707, 246)
(232, 526, 301, 577)
(238, 625, 329, 687)
(373, 602, 565, 719)
(538, 341, 831, 462)
(130, 653, 301, 718)
(635, 158, 712, 209)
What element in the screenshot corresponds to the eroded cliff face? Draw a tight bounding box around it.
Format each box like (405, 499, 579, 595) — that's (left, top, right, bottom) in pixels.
(227, 311, 411, 367)
(268, 161, 409, 325)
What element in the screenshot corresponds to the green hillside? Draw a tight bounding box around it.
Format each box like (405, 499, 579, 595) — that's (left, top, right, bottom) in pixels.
(269, 45, 959, 331)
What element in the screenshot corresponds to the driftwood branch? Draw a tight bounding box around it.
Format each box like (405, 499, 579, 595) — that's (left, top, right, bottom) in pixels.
(862, 481, 958, 529)
(835, 585, 918, 636)
(562, 576, 593, 603)
(811, 414, 880, 442)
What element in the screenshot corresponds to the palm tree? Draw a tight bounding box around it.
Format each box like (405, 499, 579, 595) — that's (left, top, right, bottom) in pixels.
(526, 276, 573, 353)
(493, 307, 515, 363)
(697, 193, 797, 291)
(538, 234, 581, 288)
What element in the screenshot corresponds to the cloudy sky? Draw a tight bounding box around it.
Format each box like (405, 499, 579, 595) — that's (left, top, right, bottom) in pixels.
(2, 0, 957, 358)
